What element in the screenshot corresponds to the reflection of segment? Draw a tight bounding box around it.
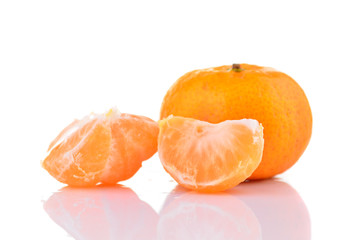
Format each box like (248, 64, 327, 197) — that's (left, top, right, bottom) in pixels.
(44, 185, 158, 240)
(229, 179, 311, 240)
(158, 192, 262, 240)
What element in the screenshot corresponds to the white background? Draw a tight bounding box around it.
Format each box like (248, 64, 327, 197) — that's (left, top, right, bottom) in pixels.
(1, 1, 361, 239)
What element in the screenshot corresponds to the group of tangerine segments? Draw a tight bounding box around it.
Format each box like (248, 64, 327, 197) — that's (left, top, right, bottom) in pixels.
(42, 108, 264, 192)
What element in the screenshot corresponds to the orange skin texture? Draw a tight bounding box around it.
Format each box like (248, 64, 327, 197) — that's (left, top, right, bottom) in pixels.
(160, 64, 312, 179)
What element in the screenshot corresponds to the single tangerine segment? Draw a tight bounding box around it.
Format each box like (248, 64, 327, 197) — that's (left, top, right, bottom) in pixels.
(158, 116, 264, 193)
(42, 108, 159, 187)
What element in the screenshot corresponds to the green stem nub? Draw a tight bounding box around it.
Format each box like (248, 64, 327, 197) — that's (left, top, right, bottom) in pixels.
(232, 63, 243, 72)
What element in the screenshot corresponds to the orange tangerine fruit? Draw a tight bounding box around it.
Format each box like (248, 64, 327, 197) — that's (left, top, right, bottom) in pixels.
(42, 108, 159, 187)
(160, 64, 312, 179)
(158, 115, 264, 192)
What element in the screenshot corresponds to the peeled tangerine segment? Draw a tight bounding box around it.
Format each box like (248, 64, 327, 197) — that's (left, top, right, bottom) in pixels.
(42, 108, 159, 187)
(158, 116, 264, 193)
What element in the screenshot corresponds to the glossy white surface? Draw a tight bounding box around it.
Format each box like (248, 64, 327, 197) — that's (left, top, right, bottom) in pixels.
(42, 178, 310, 240)
(1, 1, 361, 239)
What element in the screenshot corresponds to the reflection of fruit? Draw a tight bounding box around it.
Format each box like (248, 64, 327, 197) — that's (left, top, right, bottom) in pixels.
(44, 185, 158, 240)
(158, 115, 264, 192)
(42, 108, 159, 186)
(160, 64, 312, 179)
(229, 179, 311, 240)
(158, 191, 261, 240)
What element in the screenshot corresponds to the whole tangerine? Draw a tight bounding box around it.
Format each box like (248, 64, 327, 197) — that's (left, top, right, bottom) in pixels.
(160, 63, 312, 179)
